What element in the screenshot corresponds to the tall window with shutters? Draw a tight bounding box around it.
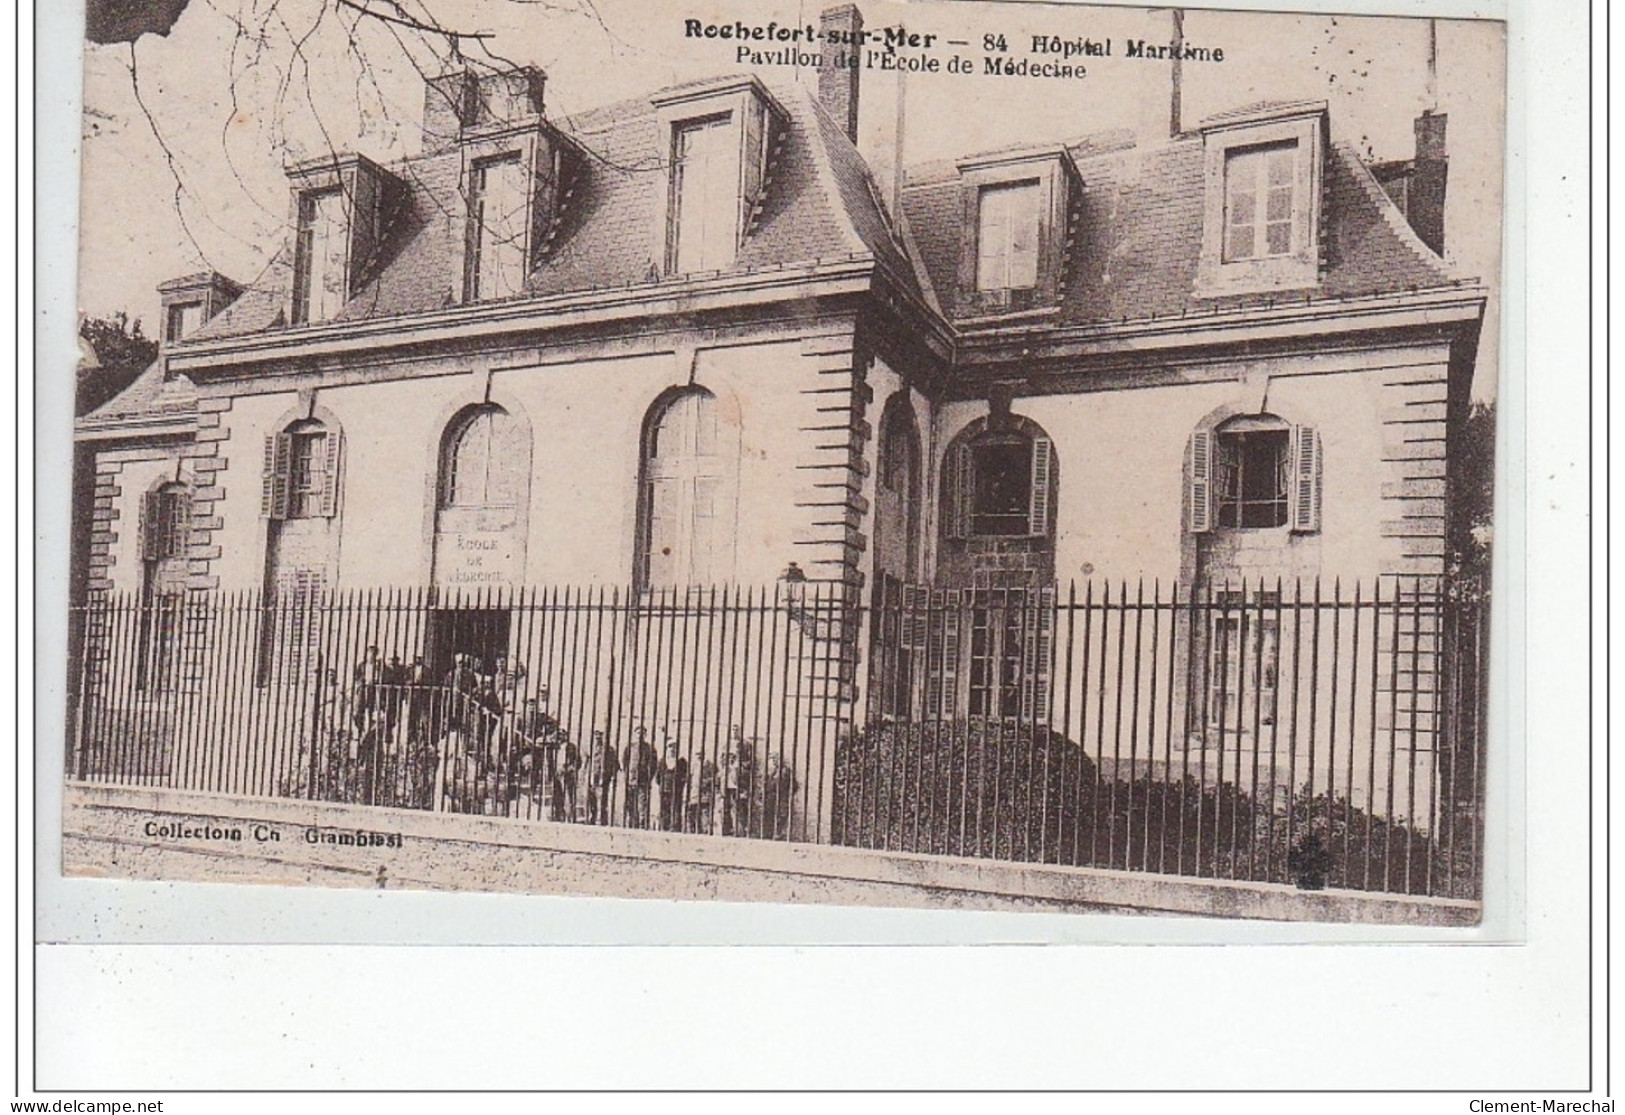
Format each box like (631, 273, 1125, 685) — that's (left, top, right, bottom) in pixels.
(140, 483, 192, 564)
(943, 429, 1056, 542)
(1186, 416, 1319, 739)
(638, 388, 736, 591)
(1187, 415, 1321, 536)
(262, 418, 341, 522)
(937, 421, 1058, 721)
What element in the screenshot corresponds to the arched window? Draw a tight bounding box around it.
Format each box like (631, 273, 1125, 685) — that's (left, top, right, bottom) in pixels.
(1187, 414, 1321, 533)
(441, 405, 525, 510)
(262, 417, 340, 521)
(140, 482, 191, 562)
(639, 388, 733, 589)
(942, 422, 1055, 541)
(876, 396, 922, 575)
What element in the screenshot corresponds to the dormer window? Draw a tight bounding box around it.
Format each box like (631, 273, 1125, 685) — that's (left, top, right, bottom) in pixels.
(285, 154, 405, 326)
(1196, 102, 1326, 296)
(435, 68, 576, 305)
(650, 76, 785, 279)
(955, 147, 1080, 317)
(157, 272, 241, 346)
(466, 154, 529, 300)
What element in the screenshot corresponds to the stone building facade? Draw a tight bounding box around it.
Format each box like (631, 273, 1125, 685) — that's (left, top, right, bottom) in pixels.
(73, 9, 1486, 818)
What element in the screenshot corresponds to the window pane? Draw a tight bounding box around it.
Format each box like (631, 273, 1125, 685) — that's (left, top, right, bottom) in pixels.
(642, 390, 728, 588)
(1265, 185, 1292, 223)
(288, 430, 326, 519)
(970, 439, 1032, 535)
(1265, 220, 1293, 256)
(473, 156, 528, 300)
(445, 408, 523, 508)
(449, 413, 492, 506)
(653, 392, 695, 460)
(300, 190, 346, 323)
(879, 408, 917, 494)
(167, 302, 204, 342)
(976, 181, 1041, 292)
(1215, 426, 1288, 529)
(1007, 183, 1041, 288)
(1266, 147, 1295, 186)
(645, 476, 680, 588)
(151, 486, 189, 560)
(1228, 186, 1257, 226)
(692, 392, 719, 456)
(976, 188, 1010, 289)
(1225, 224, 1256, 262)
(1223, 142, 1296, 262)
(689, 476, 719, 585)
(672, 117, 736, 274)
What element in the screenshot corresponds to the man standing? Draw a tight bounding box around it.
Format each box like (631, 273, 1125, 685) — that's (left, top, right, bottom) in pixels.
(622, 727, 658, 829)
(584, 731, 620, 825)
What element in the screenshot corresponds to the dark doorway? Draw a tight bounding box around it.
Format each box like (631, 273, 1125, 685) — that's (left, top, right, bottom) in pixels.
(429, 607, 512, 680)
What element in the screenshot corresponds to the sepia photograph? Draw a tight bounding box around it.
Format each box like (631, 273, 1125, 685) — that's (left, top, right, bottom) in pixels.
(59, 0, 1507, 926)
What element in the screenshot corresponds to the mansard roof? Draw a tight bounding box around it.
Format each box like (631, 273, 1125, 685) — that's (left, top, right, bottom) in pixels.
(172, 79, 1472, 357)
(900, 125, 1463, 327)
(192, 80, 920, 343)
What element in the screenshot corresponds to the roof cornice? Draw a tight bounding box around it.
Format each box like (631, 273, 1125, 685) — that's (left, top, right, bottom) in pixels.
(166, 259, 880, 375)
(74, 411, 198, 443)
(953, 285, 1488, 369)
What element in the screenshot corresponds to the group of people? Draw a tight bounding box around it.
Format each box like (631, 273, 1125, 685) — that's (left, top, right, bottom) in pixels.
(318, 647, 798, 837)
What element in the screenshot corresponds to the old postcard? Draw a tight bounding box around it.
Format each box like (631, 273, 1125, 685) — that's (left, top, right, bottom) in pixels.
(60, 0, 1507, 925)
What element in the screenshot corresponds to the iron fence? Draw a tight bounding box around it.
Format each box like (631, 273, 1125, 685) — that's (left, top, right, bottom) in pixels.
(67, 576, 1488, 899)
(848, 577, 1487, 898)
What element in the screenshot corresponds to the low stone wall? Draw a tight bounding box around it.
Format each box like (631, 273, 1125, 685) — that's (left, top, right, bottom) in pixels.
(61, 782, 1480, 925)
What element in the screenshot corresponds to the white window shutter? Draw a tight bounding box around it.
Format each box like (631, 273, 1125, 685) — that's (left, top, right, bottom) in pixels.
(1028, 435, 1053, 537)
(1187, 430, 1214, 533)
(319, 430, 342, 518)
(1290, 425, 1323, 533)
(945, 443, 972, 540)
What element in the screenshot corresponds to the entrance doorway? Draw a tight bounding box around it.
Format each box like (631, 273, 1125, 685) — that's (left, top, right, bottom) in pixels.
(429, 607, 512, 681)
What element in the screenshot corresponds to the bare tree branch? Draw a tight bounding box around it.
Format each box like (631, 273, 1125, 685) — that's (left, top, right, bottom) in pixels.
(335, 0, 493, 40)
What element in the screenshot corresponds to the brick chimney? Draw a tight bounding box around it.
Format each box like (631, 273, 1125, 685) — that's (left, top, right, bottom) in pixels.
(422, 67, 547, 153)
(819, 5, 862, 142)
(423, 70, 476, 154)
(1370, 111, 1449, 256)
(1409, 111, 1448, 255)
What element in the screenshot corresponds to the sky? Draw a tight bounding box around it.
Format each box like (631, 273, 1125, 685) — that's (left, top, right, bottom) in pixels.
(71, 0, 1505, 394)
